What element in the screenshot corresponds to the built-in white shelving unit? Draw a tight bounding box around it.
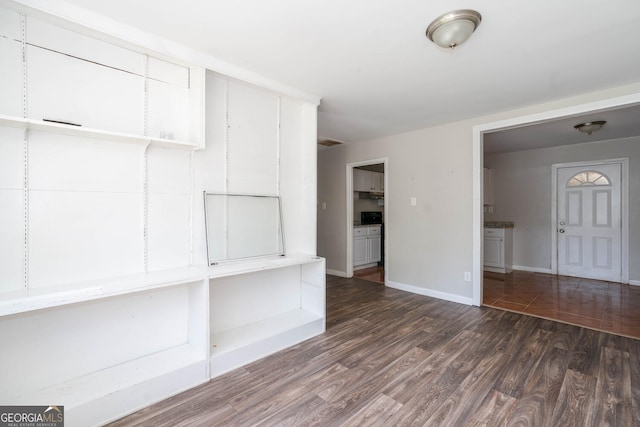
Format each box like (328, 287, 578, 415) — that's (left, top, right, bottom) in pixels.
(0, 3, 323, 426)
(0, 268, 210, 424)
(208, 255, 325, 376)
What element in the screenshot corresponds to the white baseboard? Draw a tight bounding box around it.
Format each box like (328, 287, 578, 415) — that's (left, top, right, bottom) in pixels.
(326, 269, 348, 277)
(629, 279, 640, 286)
(512, 265, 553, 274)
(386, 280, 473, 306)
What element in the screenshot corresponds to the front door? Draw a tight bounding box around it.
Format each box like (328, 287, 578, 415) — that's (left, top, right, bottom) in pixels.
(556, 162, 622, 282)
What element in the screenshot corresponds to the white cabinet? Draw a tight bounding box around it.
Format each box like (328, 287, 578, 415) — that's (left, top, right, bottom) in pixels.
(354, 169, 384, 192)
(354, 225, 382, 268)
(353, 169, 369, 192)
(0, 8, 205, 149)
(27, 45, 146, 135)
(484, 228, 513, 273)
(354, 234, 368, 266)
(368, 234, 382, 262)
(146, 57, 192, 142)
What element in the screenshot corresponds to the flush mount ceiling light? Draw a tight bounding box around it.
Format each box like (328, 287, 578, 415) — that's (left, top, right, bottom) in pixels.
(574, 120, 607, 135)
(426, 9, 482, 49)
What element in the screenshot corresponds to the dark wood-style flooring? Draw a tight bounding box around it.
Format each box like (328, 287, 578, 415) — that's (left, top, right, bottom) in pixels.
(110, 275, 640, 426)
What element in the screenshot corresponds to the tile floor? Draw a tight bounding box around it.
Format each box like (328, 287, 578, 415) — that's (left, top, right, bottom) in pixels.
(483, 270, 640, 339)
(353, 266, 385, 284)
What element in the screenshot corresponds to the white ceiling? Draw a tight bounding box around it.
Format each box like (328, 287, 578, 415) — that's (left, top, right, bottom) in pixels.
(50, 0, 640, 145)
(484, 103, 640, 154)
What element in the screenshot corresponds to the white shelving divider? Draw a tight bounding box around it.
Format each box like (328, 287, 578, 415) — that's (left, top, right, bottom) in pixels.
(208, 255, 325, 377)
(0, 268, 210, 427)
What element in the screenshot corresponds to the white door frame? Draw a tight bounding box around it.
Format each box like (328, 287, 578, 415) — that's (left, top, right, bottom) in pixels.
(551, 158, 629, 283)
(346, 158, 388, 279)
(472, 93, 640, 306)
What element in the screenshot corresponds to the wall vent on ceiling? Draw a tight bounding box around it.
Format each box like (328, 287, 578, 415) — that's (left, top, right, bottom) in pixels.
(318, 139, 343, 147)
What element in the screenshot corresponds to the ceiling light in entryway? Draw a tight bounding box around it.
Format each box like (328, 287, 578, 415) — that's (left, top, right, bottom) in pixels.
(426, 9, 482, 49)
(574, 121, 607, 135)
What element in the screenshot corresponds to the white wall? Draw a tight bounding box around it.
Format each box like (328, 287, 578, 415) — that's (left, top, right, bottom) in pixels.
(318, 83, 640, 303)
(485, 136, 640, 279)
(319, 122, 474, 301)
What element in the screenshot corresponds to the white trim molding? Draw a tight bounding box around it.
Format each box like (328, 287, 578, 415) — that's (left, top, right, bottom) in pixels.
(387, 280, 473, 306)
(511, 265, 554, 274)
(473, 92, 640, 306)
(345, 158, 388, 280)
(326, 269, 348, 278)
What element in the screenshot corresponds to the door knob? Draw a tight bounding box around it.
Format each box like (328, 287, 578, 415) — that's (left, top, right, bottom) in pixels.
(559, 229, 565, 233)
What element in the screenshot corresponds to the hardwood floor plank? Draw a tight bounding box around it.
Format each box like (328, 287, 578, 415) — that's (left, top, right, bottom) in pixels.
(384, 330, 482, 404)
(252, 395, 330, 427)
(568, 328, 606, 377)
(549, 368, 597, 427)
(466, 390, 517, 427)
(592, 346, 633, 426)
(495, 327, 552, 399)
(109, 275, 640, 427)
(505, 346, 570, 427)
(419, 349, 509, 426)
(217, 363, 345, 426)
(493, 314, 542, 356)
(630, 338, 640, 426)
(547, 321, 582, 351)
(107, 369, 250, 426)
(339, 393, 402, 427)
(315, 346, 429, 404)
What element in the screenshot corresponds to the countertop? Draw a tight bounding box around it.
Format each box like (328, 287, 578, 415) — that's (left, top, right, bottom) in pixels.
(484, 221, 514, 229)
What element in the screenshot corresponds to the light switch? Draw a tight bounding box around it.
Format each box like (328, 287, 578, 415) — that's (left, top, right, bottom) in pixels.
(410, 197, 417, 206)
(321, 202, 327, 210)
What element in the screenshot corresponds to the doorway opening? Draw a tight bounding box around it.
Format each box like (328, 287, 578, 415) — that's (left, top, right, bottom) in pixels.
(472, 94, 640, 307)
(346, 159, 388, 284)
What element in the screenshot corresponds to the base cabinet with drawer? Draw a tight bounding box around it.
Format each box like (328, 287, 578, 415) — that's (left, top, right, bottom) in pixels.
(484, 227, 513, 273)
(354, 225, 382, 269)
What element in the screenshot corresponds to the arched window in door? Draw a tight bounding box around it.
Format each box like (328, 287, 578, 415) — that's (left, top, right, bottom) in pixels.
(567, 170, 611, 187)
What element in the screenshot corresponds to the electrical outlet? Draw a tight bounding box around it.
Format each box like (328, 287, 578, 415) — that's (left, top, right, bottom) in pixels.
(464, 272, 471, 282)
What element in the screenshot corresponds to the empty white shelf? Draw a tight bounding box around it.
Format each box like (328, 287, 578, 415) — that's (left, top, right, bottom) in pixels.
(3, 344, 208, 426)
(0, 266, 205, 317)
(0, 114, 201, 150)
(210, 309, 324, 376)
(207, 254, 323, 279)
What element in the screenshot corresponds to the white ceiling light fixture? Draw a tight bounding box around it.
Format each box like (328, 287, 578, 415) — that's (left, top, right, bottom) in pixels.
(574, 120, 607, 135)
(426, 9, 482, 49)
